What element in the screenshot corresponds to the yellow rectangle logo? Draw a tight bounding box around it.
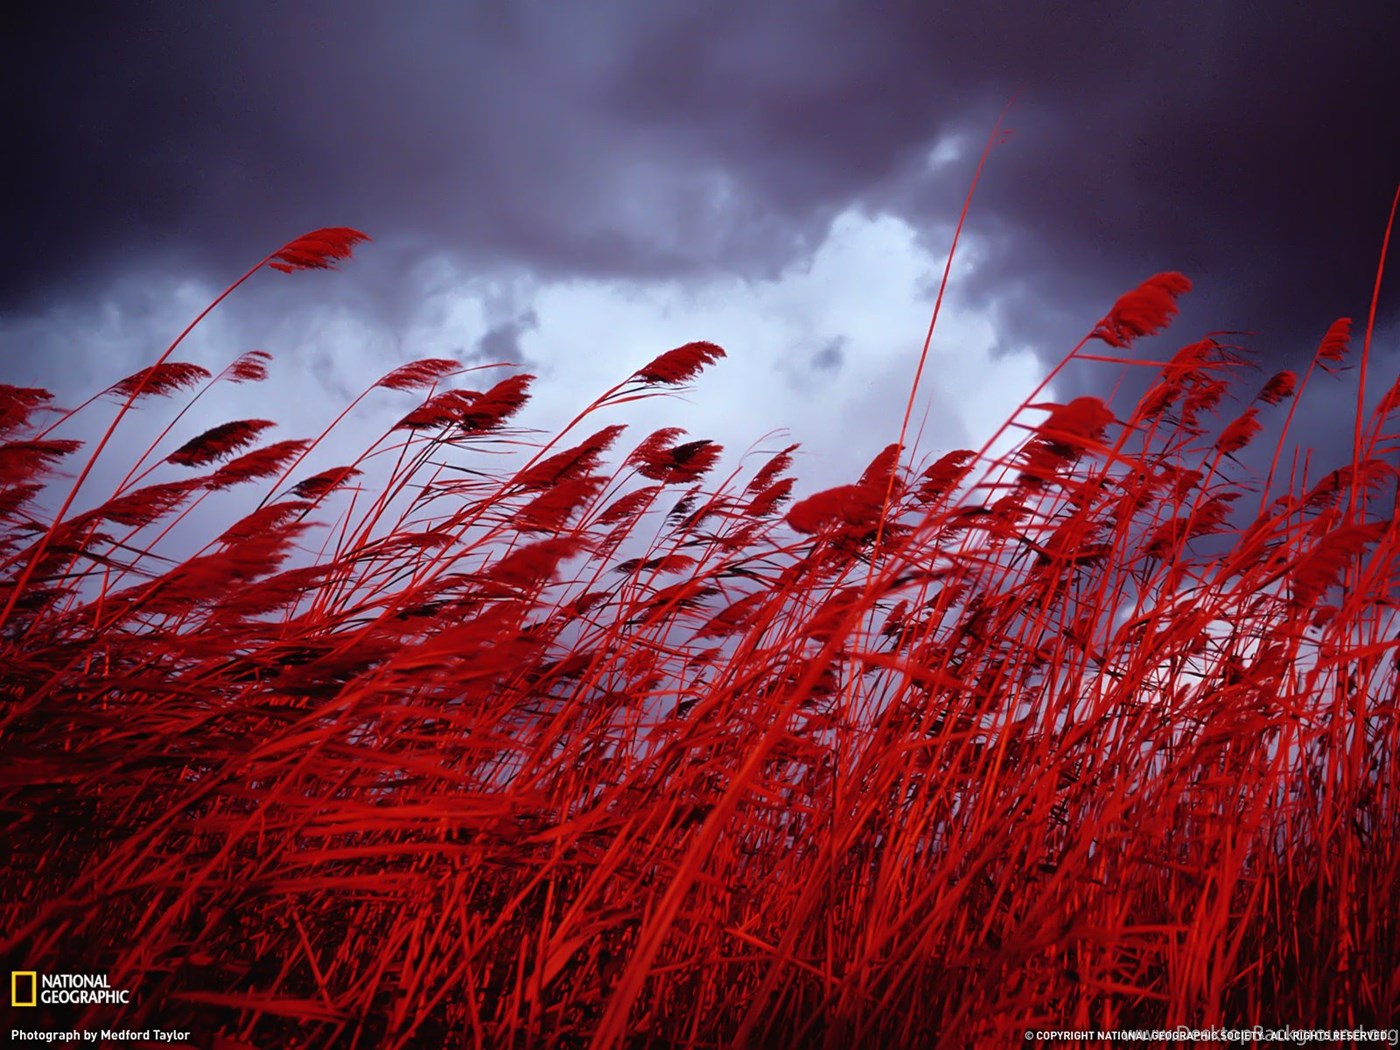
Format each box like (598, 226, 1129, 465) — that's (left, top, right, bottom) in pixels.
(11, 970, 37, 1006)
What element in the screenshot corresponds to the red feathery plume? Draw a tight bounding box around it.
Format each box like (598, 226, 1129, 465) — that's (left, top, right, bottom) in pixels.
(1215, 407, 1263, 455)
(0, 439, 83, 486)
(289, 466, 362, 500)
(916, 449, 975, 505)
(1314, 317, 1352, 364)
(167, 420, 276, 467)
(1255, 371, 1297, 405)
(627, 428, 686, 466)
(216, 501, 314, 546)
(695, 590, 768, 639)
(0, 481, 41, 519)
(487, 537, 582, 588)
(459, 374, 534, 434)
(213, 563, 333, 619)
(745, 444, 799, 494)
(1291, 521, 1387, 606)
(375, 358, 463, 392)
(626, 429, 722, 484)
(266, 227, 371, 274)
(109, 362, 211, 401)
(857, 443, 904, 493)
(746, 477, 796, 518)
(1091, 273, 1192, 349)
(1018, 397, 1115, 483)
(615, 554, 699, 577)
(516, 476, 608, 534)
(227, 350, 273, 383)
(84, 478, 204, 528)
(786, 483, 884, 535)
(632, 341, 727, 386)
(395, 390, 480, 431)
(1184, 376, 1229, 413)
(1164, 337, 1218, 378)
(206, 439, 312, 490)
(513, 425, 627, 491)
(596, 485, 662, 526)
(0, 385, 54, 435)
(634, 439, 723, 485)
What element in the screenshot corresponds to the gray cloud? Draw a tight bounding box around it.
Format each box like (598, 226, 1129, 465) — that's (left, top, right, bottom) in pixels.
(811, 338, 846, 375)
(5, 1, 1398, 435)
(473, 308, 539, 368)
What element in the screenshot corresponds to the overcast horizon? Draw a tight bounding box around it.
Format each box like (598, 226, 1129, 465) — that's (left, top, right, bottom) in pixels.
(5, 1, 1399, 493)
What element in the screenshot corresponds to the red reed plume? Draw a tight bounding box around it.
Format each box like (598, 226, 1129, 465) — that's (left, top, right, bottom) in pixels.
(1091, 271, 1193, 348)
(266, 227, 372, 274)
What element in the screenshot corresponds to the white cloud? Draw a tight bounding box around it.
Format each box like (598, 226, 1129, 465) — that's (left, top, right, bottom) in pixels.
(8, 206, 1054, 547)
(422, 204, 1051, 493)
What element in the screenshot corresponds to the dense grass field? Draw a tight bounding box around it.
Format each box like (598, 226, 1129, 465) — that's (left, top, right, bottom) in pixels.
(3, 195, 1398, 1048)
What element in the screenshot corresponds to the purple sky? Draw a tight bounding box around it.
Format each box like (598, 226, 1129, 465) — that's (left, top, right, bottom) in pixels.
(4, 1, 1399, 487)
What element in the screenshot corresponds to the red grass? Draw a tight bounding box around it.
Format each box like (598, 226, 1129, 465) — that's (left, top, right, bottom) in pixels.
(2, 192, 1399, 1050)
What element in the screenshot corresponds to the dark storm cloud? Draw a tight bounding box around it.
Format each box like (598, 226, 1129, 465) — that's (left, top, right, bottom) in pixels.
(812, 338, 846, 375)
(5, 0, 1398, 381)
(472, 309, 539, 367)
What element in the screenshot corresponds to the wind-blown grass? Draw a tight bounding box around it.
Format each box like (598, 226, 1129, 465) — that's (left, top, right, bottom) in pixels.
(2, 197, 1398, 1049)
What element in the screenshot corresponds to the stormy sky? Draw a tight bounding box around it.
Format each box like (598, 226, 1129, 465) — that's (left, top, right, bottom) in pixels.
(4, 1, 1399, 493)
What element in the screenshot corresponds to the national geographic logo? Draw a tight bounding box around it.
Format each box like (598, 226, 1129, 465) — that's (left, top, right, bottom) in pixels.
(10, 972, 131, 1006)
(11, 972, 36, 1007)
